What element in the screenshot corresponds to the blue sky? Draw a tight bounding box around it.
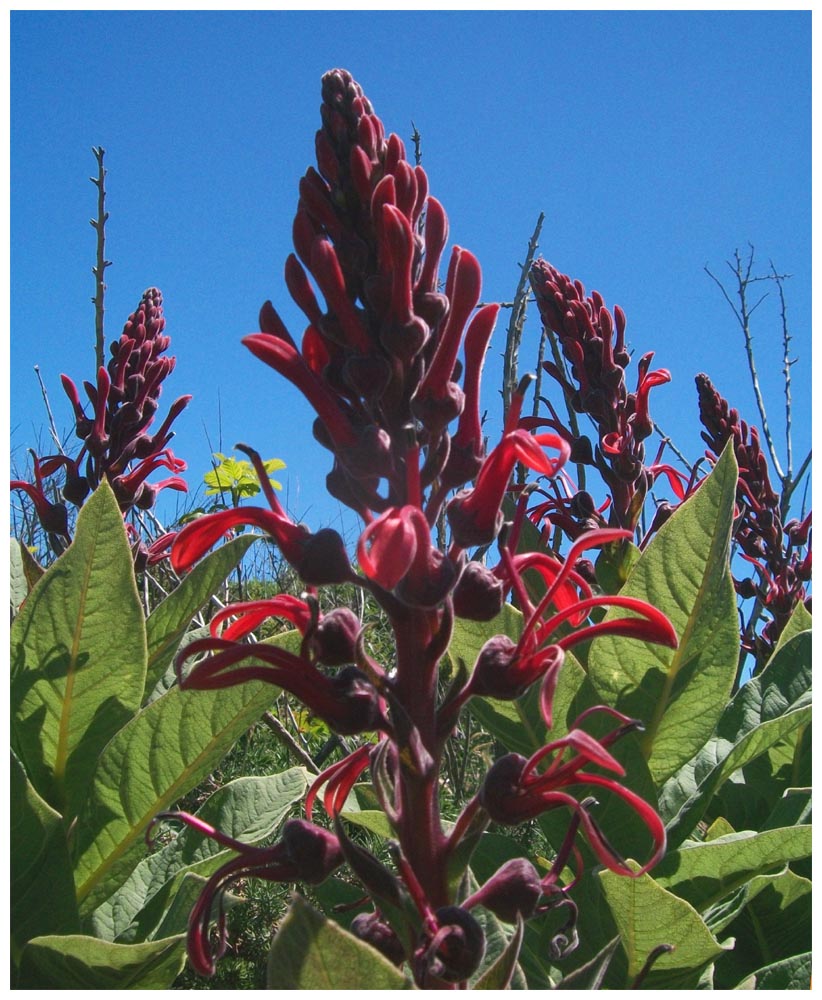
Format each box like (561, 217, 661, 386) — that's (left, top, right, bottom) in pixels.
(10, 10, 812, 539)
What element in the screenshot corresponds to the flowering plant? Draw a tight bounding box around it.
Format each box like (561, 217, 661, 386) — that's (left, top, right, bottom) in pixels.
(10, 70, 811, 991)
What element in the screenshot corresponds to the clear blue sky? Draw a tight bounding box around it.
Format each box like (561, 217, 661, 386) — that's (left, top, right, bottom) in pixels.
(10, 11, 812, 539)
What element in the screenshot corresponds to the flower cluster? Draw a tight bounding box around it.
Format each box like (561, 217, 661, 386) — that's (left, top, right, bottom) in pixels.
(529, 261, 671, 534)
(696, 372, 811, 657)
(12, 288, 190, 562)
(161, 70, 677, 988)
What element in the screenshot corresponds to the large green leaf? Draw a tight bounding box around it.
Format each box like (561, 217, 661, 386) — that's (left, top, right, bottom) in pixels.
(598, 864, 733, 988)
(745, 951, 812, 990)
(71, 631, 300, 914)
(770, 601, 812, 658)
(266, 896, 416, 989)
(90, 768, 309, 941)
(10, 482, 147, 818)
(713, 869, 811, 988)
(10, 753, 80, 961)
(653, 825, 812, 914)
(15, 932, 186, 989)
(588, 444, 739, 785)
(659, 630, 811, 847)
(143, 534, 259, 699)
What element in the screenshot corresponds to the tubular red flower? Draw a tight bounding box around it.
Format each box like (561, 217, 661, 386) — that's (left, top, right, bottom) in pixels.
(176, 638, 384, 736)
(242, 333, 359, 451)
(305, 742, 374, 819)
(171, 506, 306, 574)
(208, 594, 313, 641)
(357, 505, 423, 591)
(447, 430, 571, 548)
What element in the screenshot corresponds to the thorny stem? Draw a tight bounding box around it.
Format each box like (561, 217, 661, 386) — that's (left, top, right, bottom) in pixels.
(410, 121, 422, 166)
(772, 262, 794, 486)
(90, 147, 112, 372)
(502, 213, 544, 425)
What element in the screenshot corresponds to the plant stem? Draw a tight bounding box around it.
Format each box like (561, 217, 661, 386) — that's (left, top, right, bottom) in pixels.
(502, 213, 544, 424)
(90, 146, 111, 372)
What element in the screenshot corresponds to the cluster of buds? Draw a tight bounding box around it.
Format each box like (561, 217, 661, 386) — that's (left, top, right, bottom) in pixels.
(12, 288, 190, 562)
(164, 70, 677, 988)
(696, 373, 811, 657)
(529, 261, 672, 535)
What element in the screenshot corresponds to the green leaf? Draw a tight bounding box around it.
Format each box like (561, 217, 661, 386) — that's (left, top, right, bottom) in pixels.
(473, 916, 524, 989)
(11, 481, 147, 818)
(659, 630, 811, 847)
(747, 951, 811, 990)
(653, 825, 812, 914)
(713, 869, 811, 988)
(770, 601, 812, 659)
(598, 863, 733, 988)
(11, 753, 80, 960)
(144, 533, 258, 698)
(15, 933, 186, 989)
(341, 808, 396, 841)
(555, 936, 620, 989)
(595, 537, 641, 594)
(588, 443, 739, 785)
(90, 768, 309, 941)
(266, 896, 416, 989)
(71, 631, 301, 914)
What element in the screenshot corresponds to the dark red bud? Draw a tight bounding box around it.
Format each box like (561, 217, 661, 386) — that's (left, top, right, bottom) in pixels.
(315, 608, 361, 666)
(465, 858, 543, 923)
(452, 561, 506, 621)
(427, 907, 486, 983)
(350, 912, 406, 966)
(296, 527, 352, 586)
(479, 754, 529, 824)
(280, 819, 343, 883)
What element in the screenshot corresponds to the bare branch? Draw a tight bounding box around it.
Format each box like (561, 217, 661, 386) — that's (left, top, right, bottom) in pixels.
(502, 213, 544, 422)
(260, 710, 321, 774)
(705, 246, 784, 482)
(33, 365, 66, 454)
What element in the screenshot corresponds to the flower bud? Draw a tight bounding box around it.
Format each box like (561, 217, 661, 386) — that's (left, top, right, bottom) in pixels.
(479, 754, 529, 824)
(464, 858, 543, 923)
(350, 911, 406, 966)
(280, 819, 343, 883)
(296, 527, 352, 585)
(329, 666, 384, 735)
(426, 906, 486, 983)
(315, 607, 361, 666)
(452, 561, 505, 621)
